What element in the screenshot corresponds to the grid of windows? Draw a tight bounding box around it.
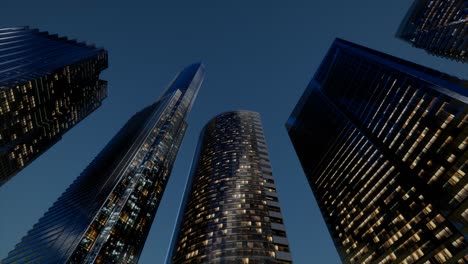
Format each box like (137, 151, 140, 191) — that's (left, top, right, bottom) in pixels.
(0, 26, 108, 185)
(2, 63, 204, 264)
(170, 111, 292, 264)
(396, 0, 467, 62)
(287, 39, 467, 263)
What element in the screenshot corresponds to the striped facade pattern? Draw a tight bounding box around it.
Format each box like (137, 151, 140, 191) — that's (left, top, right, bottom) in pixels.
(170, 111, 292, 264)
(396, 0, 467, 62)
(2, 64, 204, 263)
(0, 26, 108, 185)
(287, 39, 467, 263)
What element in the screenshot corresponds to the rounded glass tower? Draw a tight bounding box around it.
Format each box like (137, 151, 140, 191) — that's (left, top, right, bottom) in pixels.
(169, 111, 292, 264)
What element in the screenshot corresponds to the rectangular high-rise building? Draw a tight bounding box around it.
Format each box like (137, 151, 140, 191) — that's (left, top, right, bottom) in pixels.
(0, 26, 108, 186)
(168, 111, 293, 264)
(2, 63, 204, 264)
(396, 0, 467, 62)
(287, 39, 467, 263)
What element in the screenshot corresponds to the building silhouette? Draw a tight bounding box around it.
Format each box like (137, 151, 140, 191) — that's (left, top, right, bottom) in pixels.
(169, 111, 292, 264)
(396, 0, 467, 62)
(2, 63, 204, 264)
(287, 39, 467, 263)
(0, 27, 108, 186)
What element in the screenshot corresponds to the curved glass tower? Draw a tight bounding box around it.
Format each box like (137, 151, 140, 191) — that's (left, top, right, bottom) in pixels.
(0, 26, 108, 186)
(2, 63, 204, 264)
(169, 111, 292, 264)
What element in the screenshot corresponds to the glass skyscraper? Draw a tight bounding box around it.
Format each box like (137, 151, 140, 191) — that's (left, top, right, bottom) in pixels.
(396, 0, 467, 63)
(287, 39, 467, 263)
(2, 63, 204, 264)
(168, 111, 292, 264)
(0, 26, 108, 186)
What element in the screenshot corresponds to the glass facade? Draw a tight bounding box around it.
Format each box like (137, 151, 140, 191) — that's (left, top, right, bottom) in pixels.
(169, 111, 292, 264)
(396, 0, 467, 63)
(0, 26, 108, 186)
(1, 63, 204, 264)
(286, 39, 467, 263)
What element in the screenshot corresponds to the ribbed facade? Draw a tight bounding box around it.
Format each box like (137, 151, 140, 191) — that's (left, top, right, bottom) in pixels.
(287, 39, 467, 263)
(169, 111, 292, 264)
(2, 63, 204, 264)
(396, 0, 467, 62)
(0, 26, 108, 185)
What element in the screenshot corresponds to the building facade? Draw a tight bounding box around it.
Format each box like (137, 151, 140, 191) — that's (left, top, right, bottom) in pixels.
(0, 26, 108, 185)
(396, 0, 467, 62)
(286, 39, 467, 263)
(2, 63, 204, 264)
(169, 111, 292, 264)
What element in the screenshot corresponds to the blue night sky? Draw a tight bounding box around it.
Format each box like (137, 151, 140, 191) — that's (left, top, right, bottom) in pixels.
(0, 1, 466, 263)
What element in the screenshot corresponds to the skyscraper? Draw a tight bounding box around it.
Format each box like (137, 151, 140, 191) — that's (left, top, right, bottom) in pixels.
(168, 111, 292, 264)
(286, 39, 467, 263)
(0, 26, 108, 186)
(2, 63, 204, 264)
(396, 0, 467, 62)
